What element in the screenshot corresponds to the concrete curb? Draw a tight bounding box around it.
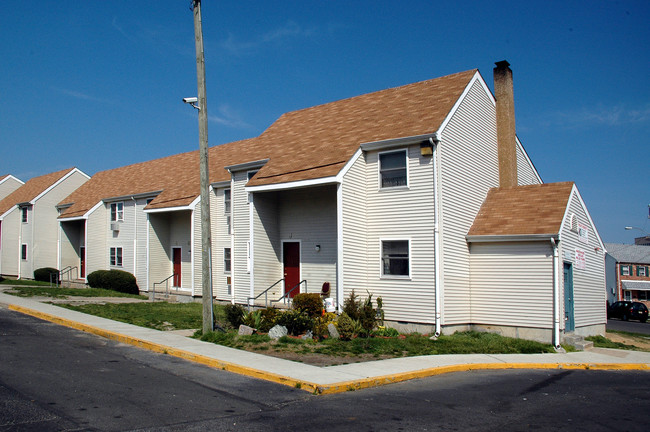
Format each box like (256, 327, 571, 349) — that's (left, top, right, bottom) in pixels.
(7, 303, 650, 395)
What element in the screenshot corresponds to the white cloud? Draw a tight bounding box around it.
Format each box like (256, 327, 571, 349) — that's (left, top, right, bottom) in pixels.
(220, 21, 313, 56)
(52, 87, 109, 103)
(545, 104, 650, 128)
(208, 104, 251, 129)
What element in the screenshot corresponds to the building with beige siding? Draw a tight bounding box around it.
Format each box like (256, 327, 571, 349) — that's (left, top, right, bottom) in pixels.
(0, 168, 89, 279)
(56, 61, 606, 346)
(0, 175, 24, 201)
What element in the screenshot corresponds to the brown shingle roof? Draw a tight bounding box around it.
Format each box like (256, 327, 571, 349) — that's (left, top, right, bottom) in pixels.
(0, 168, 77, 216)
(59, 69, 478, 217)
(249, 69, 477, 186)
(467, 182, 575, 237)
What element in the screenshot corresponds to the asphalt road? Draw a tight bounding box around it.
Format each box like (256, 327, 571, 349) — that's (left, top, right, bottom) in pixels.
(607, 318, 650, 335)
(2, 306, 650, 431)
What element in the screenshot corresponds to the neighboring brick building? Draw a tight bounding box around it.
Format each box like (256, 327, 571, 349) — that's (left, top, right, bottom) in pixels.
(605, 243, 650, 307)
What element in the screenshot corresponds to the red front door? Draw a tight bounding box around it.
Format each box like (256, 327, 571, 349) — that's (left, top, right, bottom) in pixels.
(283, 242, 300, 298)
(173, 248, 182, 287)
(80, 247, 86, 278)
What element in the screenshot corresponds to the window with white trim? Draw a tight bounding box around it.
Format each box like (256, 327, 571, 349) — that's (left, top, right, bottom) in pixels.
(224, 248, 231, 273)
(381, 240, 409, 277)
(621, 265, 631, 276)
(224, 189, 232, 234)
(110, 202, 124, 222)
(637, 266, 648, 277)
(110, 247, 123, 267)
(21, 207, 28, 223)
(21, 244, 28, 260)
(379, 150, 407, 189)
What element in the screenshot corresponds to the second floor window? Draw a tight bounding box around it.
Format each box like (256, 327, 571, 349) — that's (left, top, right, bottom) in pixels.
(224, 248, 231, 273)
(620, 265, 631, 276)
(111, 202, 124, 222)
(21, 207, 28, 223)
(379, 150, 407, 188)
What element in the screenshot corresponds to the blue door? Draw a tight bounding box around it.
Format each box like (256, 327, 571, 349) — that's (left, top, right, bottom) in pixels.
(563, 263, 575, 332)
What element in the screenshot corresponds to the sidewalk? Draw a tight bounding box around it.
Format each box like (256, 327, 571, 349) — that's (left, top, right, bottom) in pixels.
(1, 291, 648, 395)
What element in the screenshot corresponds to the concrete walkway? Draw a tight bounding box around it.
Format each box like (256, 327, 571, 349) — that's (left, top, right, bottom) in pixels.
(1, 291, 648, 395)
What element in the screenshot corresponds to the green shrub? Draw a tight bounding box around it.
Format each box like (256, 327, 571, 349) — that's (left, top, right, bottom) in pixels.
(87, 270, 109, 289)
(258, 307, 280, 333)
(224, 303, 246, 328)
(276, 309, 314, 336)
(336, 312, 355, 341)
(86, 269, 138, 294)
(313, 312, 337, 339)
(292, 293, 323, 318)
(243, 310, 262, 329)
(343, 290, 361, 320)
(34, 267, 59, 283)
(358, 293, 378, 337)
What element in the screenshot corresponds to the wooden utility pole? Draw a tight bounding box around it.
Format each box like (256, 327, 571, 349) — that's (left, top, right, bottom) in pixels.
(192, 0, 213, 334)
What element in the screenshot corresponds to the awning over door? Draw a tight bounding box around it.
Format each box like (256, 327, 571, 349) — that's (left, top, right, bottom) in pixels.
(622, 280, 650, 291)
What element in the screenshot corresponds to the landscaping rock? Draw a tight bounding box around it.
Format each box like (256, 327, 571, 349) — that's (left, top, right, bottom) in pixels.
(238, 324, 255, 336)
(301, 330, 313, 340)
(328, 323, 340, 339)
(268, 324, 288, 340)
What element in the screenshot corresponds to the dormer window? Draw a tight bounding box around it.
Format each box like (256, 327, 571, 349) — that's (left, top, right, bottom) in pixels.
(110, 202, 124, 222)
(379, 150, 407, 189)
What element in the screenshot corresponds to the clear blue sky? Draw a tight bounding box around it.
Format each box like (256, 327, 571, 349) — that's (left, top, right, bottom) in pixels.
(1, 1, 648, 244)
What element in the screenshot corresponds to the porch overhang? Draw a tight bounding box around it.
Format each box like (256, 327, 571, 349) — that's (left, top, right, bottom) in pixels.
(621, 280, 650, 291)
(246, 176, 338, 193)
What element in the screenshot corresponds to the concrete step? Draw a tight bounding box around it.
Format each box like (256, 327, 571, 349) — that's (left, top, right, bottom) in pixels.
(60, 280, 88, 289)
(563, 334, 594, 351)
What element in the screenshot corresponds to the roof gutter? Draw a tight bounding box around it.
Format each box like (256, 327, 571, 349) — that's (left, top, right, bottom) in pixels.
(466, 233, 559, 243)
(360, 133, 439, 152)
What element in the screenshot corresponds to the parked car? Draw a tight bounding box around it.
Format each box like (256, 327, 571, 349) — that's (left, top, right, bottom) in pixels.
(607, 301, 648, 323)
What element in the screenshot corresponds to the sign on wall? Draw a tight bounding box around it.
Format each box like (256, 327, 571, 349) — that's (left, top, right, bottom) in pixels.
(575, 248, 586, 270)
(578, 222, 589, 244)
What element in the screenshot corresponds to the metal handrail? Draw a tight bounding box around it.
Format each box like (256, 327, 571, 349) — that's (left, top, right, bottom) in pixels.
(151, 274, 177, 301)
(247, 278, 283, 310)
(271, 280, 307, 306)
(53, 266, 78, 287)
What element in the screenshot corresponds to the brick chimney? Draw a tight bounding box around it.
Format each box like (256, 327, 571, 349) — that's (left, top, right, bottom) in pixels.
(494, 60, 518, 188)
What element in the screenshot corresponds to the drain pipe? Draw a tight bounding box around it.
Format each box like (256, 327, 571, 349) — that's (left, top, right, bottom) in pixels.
(431, 135, 442, 338)
(551, 237, 561, 349)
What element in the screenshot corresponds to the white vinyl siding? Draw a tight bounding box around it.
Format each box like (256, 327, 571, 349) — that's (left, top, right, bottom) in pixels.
(365, 145, 436, 324)
(559, 189, 606, 328)
(213, 187, 234, 300)
(148, 212, 171, 292)
(438, 78, 499, 325)
(232, 170, 251, 303)
(106, 200, 135, 275)
(516, 141, 541, 186)
(469, 241, 554, 328)
(341, 153, 368, 308)
(86, 205, 107, 279)
(0, 176, 23, 200)
(277, 186, 337, 296)
(251, 191, 281, 300)
(0, 210, 20, 276)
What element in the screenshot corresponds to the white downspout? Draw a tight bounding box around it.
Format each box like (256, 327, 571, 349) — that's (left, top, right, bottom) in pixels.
(551, 237, 561, 349)
(431, 136, 442, 338)
(132, 197, 137, 282)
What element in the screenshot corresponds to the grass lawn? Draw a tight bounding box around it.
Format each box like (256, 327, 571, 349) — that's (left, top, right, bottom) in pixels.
(4, 285, 146, 300)
(0, 278, 53, 287)
(60, 302, 203, 331)
(587, 331, 650, 352)
(52, 300, 561, 362)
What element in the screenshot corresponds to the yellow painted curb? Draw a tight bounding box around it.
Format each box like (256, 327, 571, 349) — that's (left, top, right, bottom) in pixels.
(8, 304, 650, 395)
